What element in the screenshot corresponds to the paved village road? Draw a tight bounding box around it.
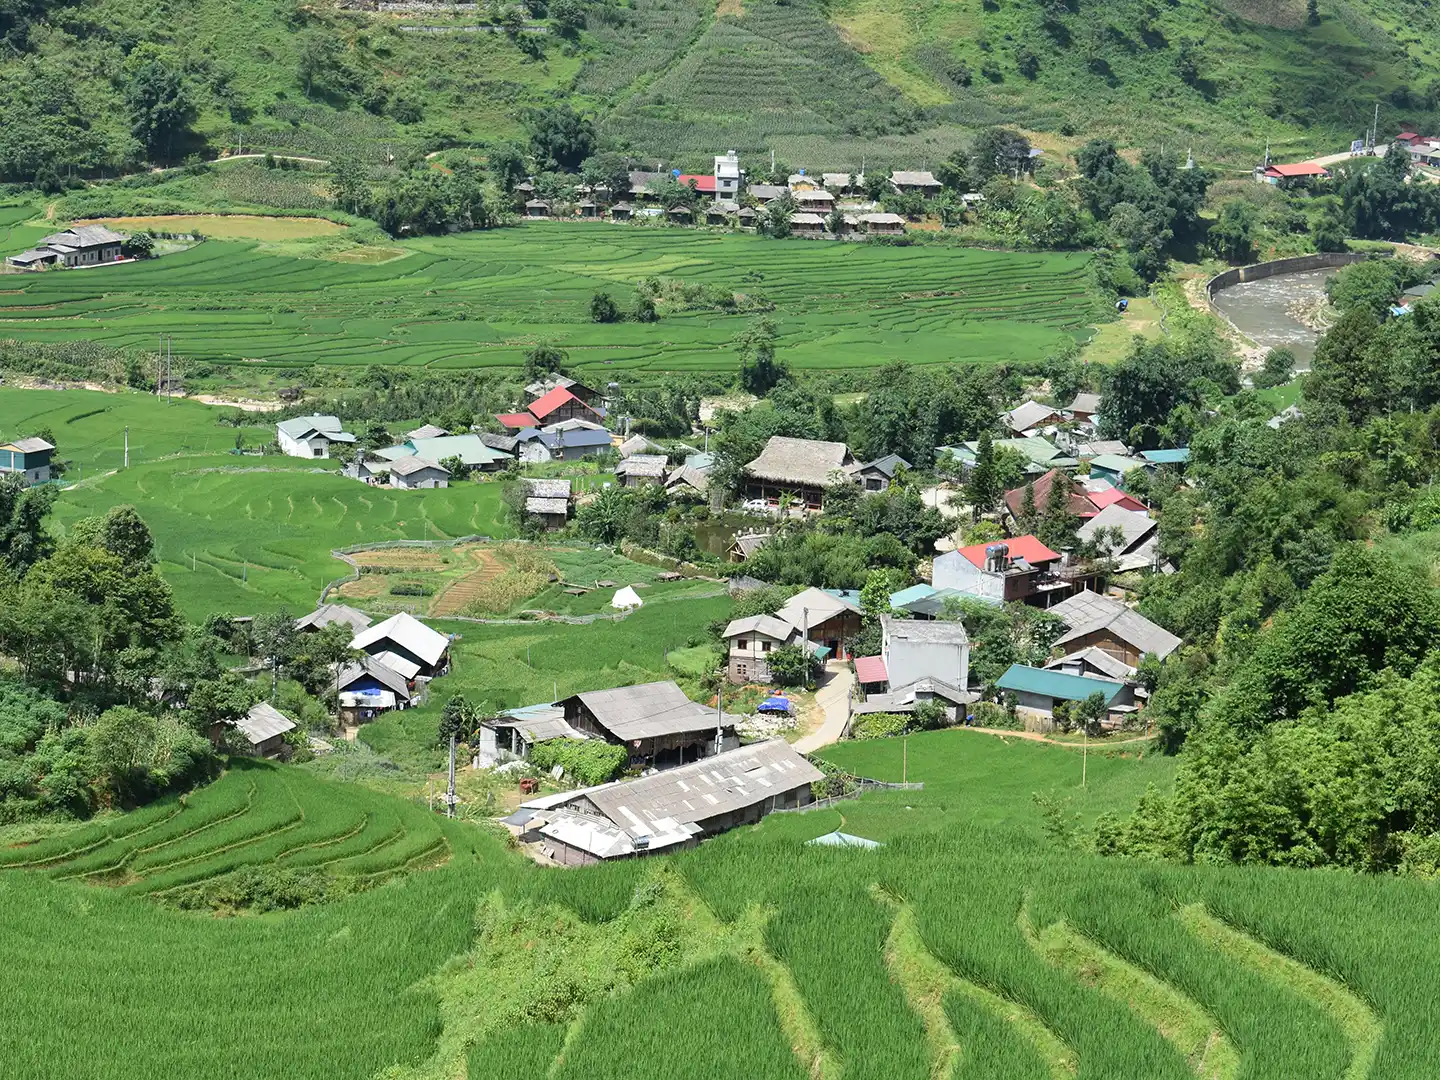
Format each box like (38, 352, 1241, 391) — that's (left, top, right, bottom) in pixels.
(795, 663, 854, 753)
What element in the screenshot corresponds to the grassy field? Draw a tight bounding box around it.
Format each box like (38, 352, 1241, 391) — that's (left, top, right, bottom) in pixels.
(7, 727, 1440, 1079)
(0, 224, 1098, 380)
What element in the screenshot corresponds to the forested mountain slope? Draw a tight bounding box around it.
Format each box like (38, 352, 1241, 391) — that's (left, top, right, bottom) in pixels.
(1, 0, 1436, 180)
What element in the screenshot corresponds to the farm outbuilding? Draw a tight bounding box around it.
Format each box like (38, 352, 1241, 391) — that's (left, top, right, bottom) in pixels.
(351, 611, 451, 677)
(388, 456, 449, 489)
(614, 453, 667, 487)
(524, 478, 571, 529)
(295, 603, 372, 635)
(522, 739, 823, 864)
(226, 702, 296, 759)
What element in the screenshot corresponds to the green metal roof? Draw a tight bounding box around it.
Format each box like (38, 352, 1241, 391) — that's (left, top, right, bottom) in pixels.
(1088, 454, 1145, 473)
(995, 663, 1125, 704)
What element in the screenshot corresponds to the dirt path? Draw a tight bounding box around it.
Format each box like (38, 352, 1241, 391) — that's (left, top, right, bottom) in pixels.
(965, 726, 1155, 750)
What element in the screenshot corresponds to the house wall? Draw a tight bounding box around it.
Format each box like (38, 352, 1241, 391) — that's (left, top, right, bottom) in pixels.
(391, 468, 448, 489)
(885, 639, 969, 692)
(1058, 629, 1145, 668)
(726, 630, 788, 683)
(744, 479, 827, 511)
(0, 450, 52, 484)
(520, 442, 552, 464)
(932, 554, 1006, 600)
(278, 430, 330, 459)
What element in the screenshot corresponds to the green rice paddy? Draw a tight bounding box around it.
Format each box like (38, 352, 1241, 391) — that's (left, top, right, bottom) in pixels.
(0, 223, 1098, 380)
(5, 731, 1439, 1080)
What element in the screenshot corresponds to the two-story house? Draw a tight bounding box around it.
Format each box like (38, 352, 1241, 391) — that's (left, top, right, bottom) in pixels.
(0, 437, 55, 483)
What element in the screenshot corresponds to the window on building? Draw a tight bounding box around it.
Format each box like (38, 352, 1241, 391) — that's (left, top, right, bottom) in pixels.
(312, 447, 323, 457)
(761, 641, 771, 652)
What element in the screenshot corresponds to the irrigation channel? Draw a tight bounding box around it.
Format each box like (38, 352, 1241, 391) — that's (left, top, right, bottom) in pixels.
(1207, 252, 1377, 370)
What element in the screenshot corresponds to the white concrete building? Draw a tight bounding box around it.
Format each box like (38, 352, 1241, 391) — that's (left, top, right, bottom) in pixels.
(276, 414, 356, 459)
(881, 615, 969, 692)
(714, 150, 742, 205)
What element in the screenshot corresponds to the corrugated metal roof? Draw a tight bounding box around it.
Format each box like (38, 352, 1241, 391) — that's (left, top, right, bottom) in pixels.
(567, 681, 727, 741)
(722, 614, 796, 641)
(236, 702, 295, 744)
(881, 614, 968, 645)
(1049, 590, 1180, 659)
(295, 603, 372, 634)
(996, 664, 1125, 704)
(853, 655, 888, 683)
(351, 612, 449, 666)
(581, 739, 822, 829)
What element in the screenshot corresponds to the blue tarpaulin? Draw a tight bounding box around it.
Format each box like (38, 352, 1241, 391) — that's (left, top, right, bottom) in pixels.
(758, 696, 792, 713)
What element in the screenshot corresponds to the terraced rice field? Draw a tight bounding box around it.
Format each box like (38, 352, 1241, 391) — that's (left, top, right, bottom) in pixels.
(48, 456, 511, 619)
(3, 732, 1438, 1080)
(0, 224, 1099, 380)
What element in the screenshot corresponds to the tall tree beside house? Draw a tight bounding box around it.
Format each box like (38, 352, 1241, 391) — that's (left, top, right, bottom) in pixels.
(1018, 482, 1040, 535)
(969, 431, 1001, 518)
(736, 317, 787, 396)
(1037, 473, 1080, 551)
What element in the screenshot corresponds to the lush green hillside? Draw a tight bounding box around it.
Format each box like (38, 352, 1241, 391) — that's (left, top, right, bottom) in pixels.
(2, 0, 1434, 181)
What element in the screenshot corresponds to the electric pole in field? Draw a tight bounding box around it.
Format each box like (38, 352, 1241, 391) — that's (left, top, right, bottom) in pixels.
(123, 426, 129, 468)
(446, 733, 457, 819)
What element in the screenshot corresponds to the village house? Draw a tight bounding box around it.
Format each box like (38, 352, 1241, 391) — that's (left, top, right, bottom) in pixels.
(714, 151, 743, 205)
(744, 435, 857, 511)
(846, 453, 910, 492)
(1087, 453, 1148, 490)
(406, 424, 448, 441)
(737, 206, 759, 228)
(1258, 161, 1330, 186)
(1075, 504, 1162, 573)
(822, 172, 862, 194)
(1140, 447, 1191, 474)
(932, 536, 1071, 605)
(790, 212, 827, 236)
(388, 456, 449, 489)
(517, 422, 613, 463)
(889, 170, 942, 195)
(1048, 589, 1180, 666)
(558, 681, 738, 769)
(609, 201, 634, 221)
(577, 199, 599, 219)
(859, 212, 905, 235)
(850, 676, 971, 723)
(618, 433, 664, 458)
(880, 615, 970, 691)
(276, 415, 356, 459)
(336, 654, 414, 724)
(7, 224, 125, 270)
(224, 702, 296, 759)
(996, 663, 1134, 723)
(728, 530, 771, 562)
(941, 436, 1077, 477)
(1044, 646, 1138, 684)
(794, 189, 836, 213)
(1003, 469, 1095, 530)
(526, 375, 602, 406)
(525, 199, 551, 218)
(721, 614, 799, 683)
(475, 702, 591, 765)
(377, 433, 513, 474)
(524, 478, 571, 530)
(294, 603, 372, 635)
(1065, 393, 1102, 425)
(775, 587, 862, 660)
(747, 183, 788, 204)
(614, 453, 668, 487)
(1004, 399, 1063, 435)
(0, 437, 56, 484)
(351, 611, 451, 678)
(664, 462, 711, 499)
(511, 739, 822, 864)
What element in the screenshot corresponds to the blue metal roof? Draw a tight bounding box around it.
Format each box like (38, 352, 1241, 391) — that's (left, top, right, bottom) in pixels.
(995, 663, 1125, 704)
(889, 583, 936, 608)
(1140, 448, 1190, 465)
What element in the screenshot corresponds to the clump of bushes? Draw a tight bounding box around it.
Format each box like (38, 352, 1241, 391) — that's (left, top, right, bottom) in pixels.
(529, 739, 629, 786)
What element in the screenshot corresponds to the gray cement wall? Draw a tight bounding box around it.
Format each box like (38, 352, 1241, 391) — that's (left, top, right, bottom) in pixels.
(1206, 251, 1384, 300)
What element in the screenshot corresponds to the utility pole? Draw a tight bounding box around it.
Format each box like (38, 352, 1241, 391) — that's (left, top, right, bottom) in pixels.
(446, 733, 457, 819)
(123, 426, 129, 468)
(1082, 724, 1088, 788)
(714, 681, 724, 757)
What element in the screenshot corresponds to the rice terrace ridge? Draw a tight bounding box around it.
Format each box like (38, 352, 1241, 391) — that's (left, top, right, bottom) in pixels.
(2, 0, 1440, 1074)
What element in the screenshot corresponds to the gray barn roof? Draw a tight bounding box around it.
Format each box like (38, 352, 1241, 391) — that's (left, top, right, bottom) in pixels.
(525, 478, 571, 499)
(881, 615, 968, 645)
(351, 611, 450, 666)
(566, 680, 728, 741)
(581, 739, 822, 828)
(1076, 503, 1156, 551)
(526, 497, 569, 515)
(336, 654, 413, 698)
(1049, 589, 1180, 659)
(294, 603, 372, 634)
(388, 456, 448, 478)
(722, 614, 796, 641)
(236, 702, 296, 745)
(615, 454, 667, 478)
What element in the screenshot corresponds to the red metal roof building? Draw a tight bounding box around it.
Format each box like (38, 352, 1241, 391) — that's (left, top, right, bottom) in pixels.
(528, 385, 603, 425)
(1262, 162, 1330, 182)
(676, 174, 717, 193)
(495, 411, 539, 430)
(956, 535, 1061, 569)
(1003, 469, 1097, 522)
(1086, 487, 1148, 513)
(853, 655, 888, 685)
(1396, 132, 1423, 144)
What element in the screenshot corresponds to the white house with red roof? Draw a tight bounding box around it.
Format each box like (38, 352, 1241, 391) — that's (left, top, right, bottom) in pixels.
(1259, 161, 1330, 186)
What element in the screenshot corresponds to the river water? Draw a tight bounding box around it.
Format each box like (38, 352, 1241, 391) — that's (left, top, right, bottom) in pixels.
(1210, 267, 1337, 369)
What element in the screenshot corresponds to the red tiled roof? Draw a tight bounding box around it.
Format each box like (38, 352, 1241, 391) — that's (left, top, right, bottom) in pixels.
(958, 535, 1061, 569)
(854, 656, 888, 684)
(1265, 162, 1329, 178)
(677, 174, 717, 192)
(527, 386, 582, 420)
(495, 411, 538, 429)
(1397, 132, 1421, 141)
(1003, 469, 1094, 521)
(1087, 487, 1147, 512)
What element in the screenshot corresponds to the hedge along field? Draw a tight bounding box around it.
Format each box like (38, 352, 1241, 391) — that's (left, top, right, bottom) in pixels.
(0, 224, 1098, 381)
(49, 455, 511, 619)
